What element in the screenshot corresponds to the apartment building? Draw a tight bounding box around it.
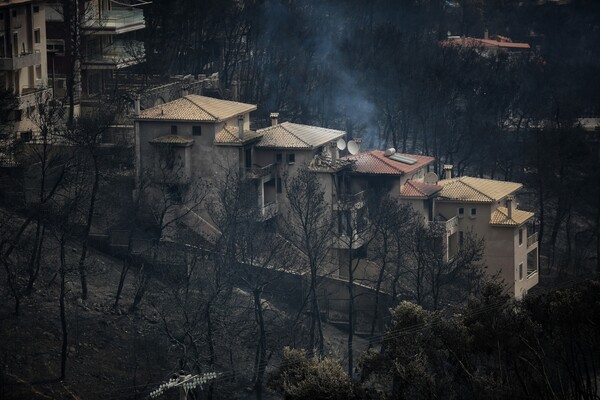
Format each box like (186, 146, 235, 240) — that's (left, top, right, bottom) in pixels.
(133, 95, 539, 298)
(0, 0, 49, 137)
(45, 0, 146, 113)
(435, 173, 539, 298)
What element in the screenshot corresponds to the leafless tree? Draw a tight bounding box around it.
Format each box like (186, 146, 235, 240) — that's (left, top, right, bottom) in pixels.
(280, 166, 334, 357)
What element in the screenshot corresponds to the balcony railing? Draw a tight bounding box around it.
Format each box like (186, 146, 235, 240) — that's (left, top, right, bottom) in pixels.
(17, 88, 52, 109)
(82, 40, 145, 69)
(527, 232, 538, 248)
(246, 163, 275, 179)
(0, 51, 42, 71)
(260, 202, 278, 220)
(429, 215, 459, 235)
(82, 8, 146, 34)
(334, 190, 365, 210)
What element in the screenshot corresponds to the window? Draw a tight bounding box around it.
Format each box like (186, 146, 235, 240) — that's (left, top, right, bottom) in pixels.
(20, 130, 32, 142)
(35, 64, 42, 80)
(470, 208, 477, 218)
(276, 176, 282, 193)
(11, 10, 16, 18)
(47, 39, 65, 56)
(12, 32, 18, 57)
(0, 35, 5, 58)
(338, 210, 351, 236)
(287, 153, 295, 164)
(275, 153, 282, 164)
(171, 125, 177, 135)
(459, 231, 464, 247)
(518, 227, 523, 246)
(518, 263, 523, 281)
(33, 5, 40, 13)
(458, 207, 464, 218)
(167, 185, 183, 204)
(245, 148, 252, 169)
(192, 126, 201, 136)
(34, 28, 40, 44)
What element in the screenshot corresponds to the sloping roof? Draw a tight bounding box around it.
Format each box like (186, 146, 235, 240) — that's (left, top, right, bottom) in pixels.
(149, 135, 194, 146)
(214, 125, 262, 145)
(256, 122, 345, 149)
(490, 207, 534, 227)
(344, 151, 434, 175)
(437, 176, 522, 203)
(400, 180, 442, 198)
(137, 95, 256, 122)
(441, 36, 531, 50)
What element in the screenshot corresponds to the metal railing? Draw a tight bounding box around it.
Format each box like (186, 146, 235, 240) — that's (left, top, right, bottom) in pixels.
(260, 202, 278, 220)
(246, 163, 275, 179)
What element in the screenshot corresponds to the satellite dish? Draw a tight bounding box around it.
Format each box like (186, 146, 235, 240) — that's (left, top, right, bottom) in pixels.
(336, 138, 346, 150)
(384, 147, 396, 157)
(424, 172, 439, 184)
(347, 140, 360, 155)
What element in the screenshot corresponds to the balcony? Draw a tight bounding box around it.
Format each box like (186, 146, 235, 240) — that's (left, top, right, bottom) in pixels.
(0, 51, 41, 71)
(429, 215, 459, 236)
(259, 202, 278, 220)
(246, 163, 276, 180)
(333, 190, 365, 210)
(527, 232, 538, 248)
(17, 88, 52, 110)
(82, 8, 146, 35)
(82, 40, 145, 70)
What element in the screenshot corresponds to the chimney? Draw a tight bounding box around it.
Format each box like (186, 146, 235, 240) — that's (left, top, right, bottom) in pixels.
(443, 164, 453, 180)
(238, 115, 245, 140)
(270, 112, 279, 126)
(506, 195, 514, 219)
(134, 95, 140, 115)
(329, 141, 338, 162)
(231, 80, 239, 101)
(484, 29, 489, 40)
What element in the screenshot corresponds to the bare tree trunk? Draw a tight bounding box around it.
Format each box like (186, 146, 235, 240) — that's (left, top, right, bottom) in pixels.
(59, 235, 68, 381)
(253, 288, 267, 400)
(206, 302, 215, 400)
(77, 155, 100, 300)
(347, 250, 355, 377)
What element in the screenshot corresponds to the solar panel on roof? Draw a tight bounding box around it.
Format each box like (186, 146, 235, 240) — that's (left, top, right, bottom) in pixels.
(389, 154, 418, 165)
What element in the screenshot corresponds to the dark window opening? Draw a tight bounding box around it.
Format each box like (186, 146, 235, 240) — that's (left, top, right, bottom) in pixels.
(245, 148, 252, 169)
(519, 263, 523, 280)
(458, 207, 464, 217)
(518, 227, 523, 245)
(34, 29, 40, 44)
(33, 5, 39, 13)
(470, 208, 477, 217)
(287, 153, 295, 164)
(171, 125, 177, 135)
(192, 126, 201, 136)
(275, 153, 282, 164)
(459, 231, 464, 247)
(276, 176, 282, 193)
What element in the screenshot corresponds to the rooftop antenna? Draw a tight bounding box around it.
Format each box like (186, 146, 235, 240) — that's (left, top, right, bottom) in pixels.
(336, 138, 346, 150)
(347, 140, 359, 155)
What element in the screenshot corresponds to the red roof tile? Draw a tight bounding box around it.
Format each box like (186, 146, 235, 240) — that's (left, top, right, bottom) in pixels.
(440, 37, 530, 50)
(344, 151, 434, 175)
(400, 180, 442, 198)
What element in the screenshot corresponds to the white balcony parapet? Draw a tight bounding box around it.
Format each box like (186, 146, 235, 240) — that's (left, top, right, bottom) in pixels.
(82, 8, 146, 35)
(527, 232, 538, 248)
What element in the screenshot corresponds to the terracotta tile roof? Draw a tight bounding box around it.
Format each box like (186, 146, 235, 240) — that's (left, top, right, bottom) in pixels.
(490, 207, 534, 227)
(441, 36, 530, 50)
(437, 176, 522, 203)
(344, 151, 434, 175)
(256, 122, 345, 149)
(137, 95, 256, 122)
(214, 125, 262, 145)
(400, 180, 442, 198)
(149, 135, 194, 146)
